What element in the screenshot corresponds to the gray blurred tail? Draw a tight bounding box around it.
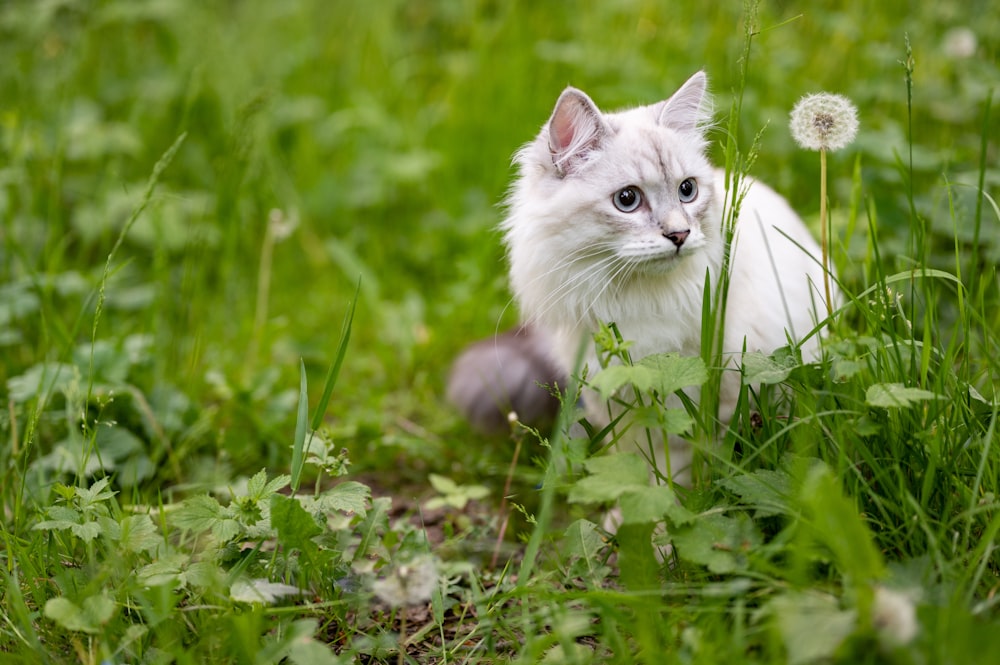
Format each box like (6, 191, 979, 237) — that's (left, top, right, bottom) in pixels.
(447, 325, 565, 434)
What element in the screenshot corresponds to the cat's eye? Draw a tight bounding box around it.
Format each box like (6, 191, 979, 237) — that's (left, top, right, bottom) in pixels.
(678, 178, 698, 203)
(613, 186, 643, 213)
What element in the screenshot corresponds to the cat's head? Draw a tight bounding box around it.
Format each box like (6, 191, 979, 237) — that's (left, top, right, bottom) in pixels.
(504, 72, 721, 326)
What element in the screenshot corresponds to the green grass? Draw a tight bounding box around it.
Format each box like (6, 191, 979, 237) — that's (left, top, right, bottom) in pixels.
(2, 0, 999, 663)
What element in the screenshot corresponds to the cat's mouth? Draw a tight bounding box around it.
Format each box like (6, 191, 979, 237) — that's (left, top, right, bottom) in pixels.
(628, 247, 689, 274)
(615, 233, 703, 276)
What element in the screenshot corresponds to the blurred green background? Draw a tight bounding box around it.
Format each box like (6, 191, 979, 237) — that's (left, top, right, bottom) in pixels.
(2, 0, 997, 482)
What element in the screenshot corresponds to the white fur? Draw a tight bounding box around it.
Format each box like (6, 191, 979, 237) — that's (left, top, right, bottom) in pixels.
(502, 72, 828, 476)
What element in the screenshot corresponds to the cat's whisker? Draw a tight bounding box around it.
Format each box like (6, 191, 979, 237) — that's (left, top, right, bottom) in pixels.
(496, 243, 618, 336)
(530, 252, 622, 326)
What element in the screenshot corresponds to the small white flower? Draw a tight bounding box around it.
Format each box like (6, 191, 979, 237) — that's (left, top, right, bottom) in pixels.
(790, 93, 859, 152)
(267, 207, 299, 241)
(942, 27, 977, 59)
(872, 586, 919, 648)
(372, 555, 438, 607)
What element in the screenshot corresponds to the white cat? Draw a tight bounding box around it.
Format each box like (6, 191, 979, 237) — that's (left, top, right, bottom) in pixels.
(450, 72, 828, 477)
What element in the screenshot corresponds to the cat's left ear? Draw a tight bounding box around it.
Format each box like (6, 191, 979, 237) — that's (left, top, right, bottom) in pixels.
(547, 87, 609, 176)
(656, 71, 712, 133)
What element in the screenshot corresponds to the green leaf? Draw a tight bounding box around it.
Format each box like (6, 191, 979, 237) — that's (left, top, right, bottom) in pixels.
(117, 514, 161, 554)
(563, 519, 605, 567)
(718, 468, 794, 517)
(865, 382, 941, 408)
(246, 469, 291, 501)
(741, 350, 798, 385)
(212, 518, 244, 543)
(70, 521, 103, 542)
(44, 594, 116, 634)
(427, 473, 458, 495)
(314, 481, 371, 517)
(630, 405, 695, 435)
(618, 484, 694, 526)
(767, 591, 857, 665)
(566, 454, 648, 504)
(6, 362, 77, 403)
(669, 512, 761, 573)
(270, 494, 322, 554)
(138, 555, 187, 588)
(426, 474, 488, 509)
(285, 618, 346, 665)
(75, 477, 116, 508)
(353, 497, 391, 563)
(589, 353, 707, 400)
(170, 494, 225, 533)
(799, 464, 884, 582)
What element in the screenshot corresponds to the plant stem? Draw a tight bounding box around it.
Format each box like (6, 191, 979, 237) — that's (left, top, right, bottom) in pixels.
(398, 606, 407, 665)
(820, 147, 832, 317)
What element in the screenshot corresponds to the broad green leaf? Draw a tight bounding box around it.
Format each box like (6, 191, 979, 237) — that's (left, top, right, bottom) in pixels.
(270, 494, 322, 554)
(212, 518, 244, 543)
(44, 594, 116, 634)
(170, 494, 225, 533)
(718, 468, 794, 517)
(567, 454, 648, 504)
(138, 555, 187, 588)
(353, 496, 391, 563)
(286, 618, 345, 665)
(246, 468, 269, 498)
(44, 598, 93, 634)
(636, 353, 708, 393)
(620, 483, 695, 526)
(6, 362, 77, 403)
(563, 519, 605, 561)
(563, 520, 610, 584)
(669, 512, 761, 573)
(767, 591, 857, 665)
(589, 353, 707, 400)
(426, 474, 488, 509)
(630, 405, 695, 435)
(71, 521, 103, 542)
(865, 383, 941, 408)
(314, 481, 371, 517)
(427, 473, 458, 495)
(741, 350, 798, 385)
(244, 469, 292, 502)
(117, 514, 161, 554)
(75, 476, 116, 507)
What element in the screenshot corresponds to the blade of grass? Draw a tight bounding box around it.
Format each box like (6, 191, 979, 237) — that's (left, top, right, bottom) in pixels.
(290, 278, 360, 493)
(84, 132, 187, 435)
(310, 278, 361, 433)
(290, 359, 309, 493)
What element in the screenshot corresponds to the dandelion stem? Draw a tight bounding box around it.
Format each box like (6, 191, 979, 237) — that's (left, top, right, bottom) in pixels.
(820, 147, 832, 317)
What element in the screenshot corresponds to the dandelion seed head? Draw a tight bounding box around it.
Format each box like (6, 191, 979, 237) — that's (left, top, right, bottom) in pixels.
(942, 27, 977, 59)
(790, 92, 859, 152)
(372, 555, 438, 607)
(872, 586, 919, 648)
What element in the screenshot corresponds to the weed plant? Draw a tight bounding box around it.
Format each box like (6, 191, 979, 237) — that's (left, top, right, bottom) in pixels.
(1, 1, 999, 663)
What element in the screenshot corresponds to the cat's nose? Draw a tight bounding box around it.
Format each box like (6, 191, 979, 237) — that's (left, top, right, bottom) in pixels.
(664, 229, 690, 247)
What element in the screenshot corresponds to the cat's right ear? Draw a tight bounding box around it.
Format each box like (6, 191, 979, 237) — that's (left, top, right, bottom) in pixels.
(547, 88, 607, 176)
